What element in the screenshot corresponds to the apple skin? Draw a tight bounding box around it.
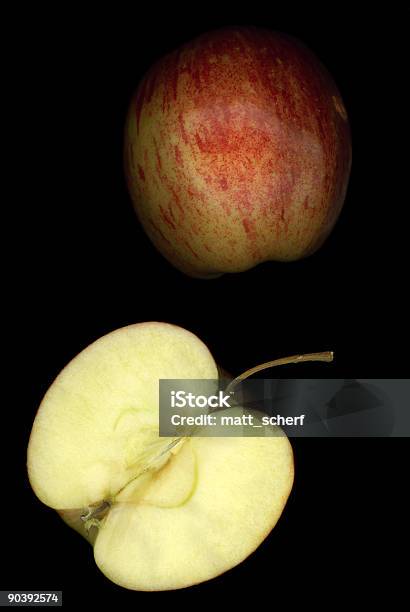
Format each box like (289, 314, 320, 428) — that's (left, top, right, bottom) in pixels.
(125, 27, 351, 278)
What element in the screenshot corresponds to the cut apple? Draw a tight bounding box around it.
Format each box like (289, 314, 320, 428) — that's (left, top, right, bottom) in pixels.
(27, 322, 294, 591)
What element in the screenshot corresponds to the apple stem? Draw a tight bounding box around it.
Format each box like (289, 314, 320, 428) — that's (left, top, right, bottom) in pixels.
(225, 351, 334, 394)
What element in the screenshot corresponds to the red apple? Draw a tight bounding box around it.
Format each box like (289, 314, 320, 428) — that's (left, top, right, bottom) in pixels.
(125, 27, 351, 278)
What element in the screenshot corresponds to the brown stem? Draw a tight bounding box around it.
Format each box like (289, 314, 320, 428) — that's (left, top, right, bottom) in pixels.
(225, 351, 334, 394)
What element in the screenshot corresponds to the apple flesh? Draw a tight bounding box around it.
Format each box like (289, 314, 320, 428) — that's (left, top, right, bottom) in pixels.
(125, 27, 352, 278)
(27, 323, 294, 591)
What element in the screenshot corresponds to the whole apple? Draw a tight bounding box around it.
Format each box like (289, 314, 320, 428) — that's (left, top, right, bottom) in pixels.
(125, 27, 351, 278)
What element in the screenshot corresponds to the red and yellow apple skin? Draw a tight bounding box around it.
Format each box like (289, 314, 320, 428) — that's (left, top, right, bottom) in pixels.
(125, 27, 352, 278)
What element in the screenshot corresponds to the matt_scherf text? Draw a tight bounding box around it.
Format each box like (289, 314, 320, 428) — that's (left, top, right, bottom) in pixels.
(170, 413, 306, 427)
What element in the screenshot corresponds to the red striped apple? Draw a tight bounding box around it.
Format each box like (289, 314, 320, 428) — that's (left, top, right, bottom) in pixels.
(125, 27, 351, 278)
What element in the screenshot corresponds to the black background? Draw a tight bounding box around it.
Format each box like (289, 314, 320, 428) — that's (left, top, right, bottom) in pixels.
(6, 5, 406, 606)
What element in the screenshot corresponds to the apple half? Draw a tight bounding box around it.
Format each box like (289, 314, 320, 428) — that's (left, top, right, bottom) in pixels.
(27, 322, 294, 591)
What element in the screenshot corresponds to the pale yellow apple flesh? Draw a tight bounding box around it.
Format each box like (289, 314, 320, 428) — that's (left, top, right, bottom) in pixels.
(27, 322, 294, 591)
